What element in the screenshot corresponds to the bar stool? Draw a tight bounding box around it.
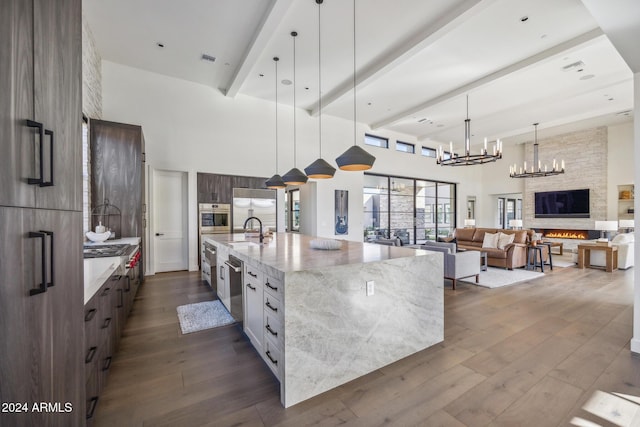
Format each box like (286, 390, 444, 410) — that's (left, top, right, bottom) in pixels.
(527, 245, 544, 272)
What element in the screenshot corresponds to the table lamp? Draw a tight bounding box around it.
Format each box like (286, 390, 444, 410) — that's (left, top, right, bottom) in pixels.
(509, 219, 523, 230)
(464, 219, 475, 228)
(594, 220, 618, 241)
(619, 219, 634, 233)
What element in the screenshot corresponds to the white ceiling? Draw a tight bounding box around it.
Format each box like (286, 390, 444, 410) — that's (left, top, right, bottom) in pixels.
(83, 0, 634, 146)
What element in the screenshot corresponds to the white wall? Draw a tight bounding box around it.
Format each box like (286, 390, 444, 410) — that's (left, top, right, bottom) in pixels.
(633, 72, 639, 355)
(607, 121, 635, 220)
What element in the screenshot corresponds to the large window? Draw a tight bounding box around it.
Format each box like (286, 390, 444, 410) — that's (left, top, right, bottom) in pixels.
(396, 141, 415, 154)
(364, 174, 456, 245)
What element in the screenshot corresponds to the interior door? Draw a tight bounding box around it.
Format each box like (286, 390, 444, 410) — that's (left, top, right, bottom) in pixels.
(152, 169, 188, 272)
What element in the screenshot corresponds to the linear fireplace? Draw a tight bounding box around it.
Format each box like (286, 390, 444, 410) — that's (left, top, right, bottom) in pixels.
(537, 229, 600, 240)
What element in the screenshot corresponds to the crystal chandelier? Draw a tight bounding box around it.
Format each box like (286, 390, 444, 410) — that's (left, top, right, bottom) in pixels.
(436, 95, 502, 166)
(509, 123, 565, 178)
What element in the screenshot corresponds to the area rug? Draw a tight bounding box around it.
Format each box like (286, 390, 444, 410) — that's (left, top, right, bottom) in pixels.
(176, 300, 235, 334)
(552, 259, 575, 268)
(459, 267, 545, 289)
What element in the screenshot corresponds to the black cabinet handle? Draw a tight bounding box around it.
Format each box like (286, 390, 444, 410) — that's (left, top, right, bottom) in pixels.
(266, 350, 278, 365)
(28, 230, 53, 295)
(25, 120, 54, 187)
(265, 300, 278, 312)
(266, 281, 278, 292)
(246, 283, 256, 291)
(125, 275, 131, 292)
(101, 287, 111, 296)
(84, 309, 97, 322)
(86, 396, 98, 420)
(26, 120, 44, 185)
(85, 346, 97, 364)
(117, 288, 123, 308)
(155, 233, 164, 236)
(220, 265, 224, 281)
(101, 317, 111, 329)
(266, 324, 278, 337)
(248, 271, 257, 278)
(102, 356, 112, 372)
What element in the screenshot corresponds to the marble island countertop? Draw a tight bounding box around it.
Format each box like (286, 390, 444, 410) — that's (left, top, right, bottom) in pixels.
(204, 232, 430, 273)
(204, 232, 443, 407)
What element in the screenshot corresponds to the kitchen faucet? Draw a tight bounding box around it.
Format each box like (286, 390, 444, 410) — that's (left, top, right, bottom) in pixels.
(243, 216, 263, 243)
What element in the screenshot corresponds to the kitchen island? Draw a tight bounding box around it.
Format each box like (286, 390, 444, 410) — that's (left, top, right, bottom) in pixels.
(205, 233, 443, 407)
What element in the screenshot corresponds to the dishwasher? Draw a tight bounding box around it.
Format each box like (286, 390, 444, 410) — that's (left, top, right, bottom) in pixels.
(224, 255, 244, 323)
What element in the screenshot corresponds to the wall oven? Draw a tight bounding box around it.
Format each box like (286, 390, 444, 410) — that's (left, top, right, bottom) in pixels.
(198, 203, 231, 234)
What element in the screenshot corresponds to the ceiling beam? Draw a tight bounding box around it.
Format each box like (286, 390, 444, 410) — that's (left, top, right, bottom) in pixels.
(309, 0, 497, 116)
(222, 0, 294, 97)
(372, 27, 605, 130)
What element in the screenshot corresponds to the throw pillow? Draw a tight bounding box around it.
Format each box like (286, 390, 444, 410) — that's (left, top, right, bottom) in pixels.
(482, 232, 499, 249)
(497, 232, 515, 249)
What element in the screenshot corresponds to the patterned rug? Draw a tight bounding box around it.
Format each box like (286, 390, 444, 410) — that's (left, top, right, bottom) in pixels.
(460, 267, 545, 289)
(176, 300, 235, 334)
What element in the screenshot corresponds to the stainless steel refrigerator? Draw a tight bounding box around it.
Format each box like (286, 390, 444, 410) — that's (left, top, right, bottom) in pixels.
(232, 188, 277, 233)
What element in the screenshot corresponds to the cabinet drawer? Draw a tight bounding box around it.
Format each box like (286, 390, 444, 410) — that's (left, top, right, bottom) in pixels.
(263, 292, 281, 319)
(263, 274, 283, 301)
(264, 311, 284, 348)
(263, 338, 281, 380)
(245, 264, 263, 284)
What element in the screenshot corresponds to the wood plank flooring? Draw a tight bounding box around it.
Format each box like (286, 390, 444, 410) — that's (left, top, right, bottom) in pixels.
(94, 262, 640, 426)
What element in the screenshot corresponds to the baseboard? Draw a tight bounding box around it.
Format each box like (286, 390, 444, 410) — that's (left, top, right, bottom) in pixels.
(631, 337, 640, 355)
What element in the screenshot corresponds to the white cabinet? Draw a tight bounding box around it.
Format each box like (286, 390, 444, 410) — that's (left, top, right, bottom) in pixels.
(200, 240, 210, 285)
(216, 244, 230, 309)
(243, 264, 264, 350)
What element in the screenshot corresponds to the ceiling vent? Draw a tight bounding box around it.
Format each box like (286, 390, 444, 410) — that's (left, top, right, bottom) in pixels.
(201, 54, 216, 63)
(417, 118, 427, 123)
(562, 60, 585, 72)
(615, 110, 632, 116)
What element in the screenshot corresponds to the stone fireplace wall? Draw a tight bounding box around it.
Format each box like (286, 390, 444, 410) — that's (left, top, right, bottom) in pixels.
(524, 126, 607, 230)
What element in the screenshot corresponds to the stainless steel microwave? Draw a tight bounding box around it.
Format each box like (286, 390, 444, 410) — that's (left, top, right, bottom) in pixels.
(199, 203, 230, 234)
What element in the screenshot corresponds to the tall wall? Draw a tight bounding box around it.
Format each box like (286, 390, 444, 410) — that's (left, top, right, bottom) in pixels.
(524, 127, 608, 229)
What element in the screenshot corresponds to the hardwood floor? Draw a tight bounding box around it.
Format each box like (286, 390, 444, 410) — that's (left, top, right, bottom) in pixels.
(94, 262, 640, 426)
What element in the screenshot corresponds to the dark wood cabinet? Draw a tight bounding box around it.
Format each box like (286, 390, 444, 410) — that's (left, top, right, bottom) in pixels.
(0, 207, 84, 426)
(0, 0, 83, 425)
(197, 172, 268, 204)
(90, 119, 145, 284)
(0, 0, 82, 211)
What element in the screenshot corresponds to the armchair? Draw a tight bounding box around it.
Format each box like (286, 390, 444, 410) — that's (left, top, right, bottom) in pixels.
(420, 241, 480, 289)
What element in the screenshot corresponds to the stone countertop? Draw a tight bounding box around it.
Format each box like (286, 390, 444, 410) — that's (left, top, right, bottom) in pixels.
(204, 232, 430, 273)
(84, 257, 121, 304)
(84, 237, 141, 246)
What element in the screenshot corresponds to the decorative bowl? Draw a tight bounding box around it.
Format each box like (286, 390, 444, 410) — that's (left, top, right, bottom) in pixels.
(86, 231, 111, 243)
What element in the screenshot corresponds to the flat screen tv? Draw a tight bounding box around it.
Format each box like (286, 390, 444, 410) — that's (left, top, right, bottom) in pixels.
(534, 189, 590, 218)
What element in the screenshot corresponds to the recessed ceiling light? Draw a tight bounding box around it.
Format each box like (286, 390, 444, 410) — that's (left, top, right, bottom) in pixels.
(608, 97, 614, 101)
(616, 110, 632, 116)
(418, 118, 427, 123)
(540, 34, 547, 39)
(437, 124, 444, 128)
(259, 74, 264, 77)
(580, 74, 595, 80)
(520, 16, 529, 22)
(281, 79, 292, 85)
(156, 42, 165, 48)
(562, 60, 585, 72)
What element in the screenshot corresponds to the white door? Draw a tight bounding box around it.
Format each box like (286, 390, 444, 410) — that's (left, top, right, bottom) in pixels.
(152, 169, 188, 272)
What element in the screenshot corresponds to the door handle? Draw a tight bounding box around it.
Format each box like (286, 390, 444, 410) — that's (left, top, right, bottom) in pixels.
(25, 120, 54, 187)
(155, 233, 164, 236)
(28, 230, 54, 296)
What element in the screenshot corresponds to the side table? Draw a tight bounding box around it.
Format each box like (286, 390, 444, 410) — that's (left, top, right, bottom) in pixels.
(526, 245, 544, 272)
(577, 244, 618, 272)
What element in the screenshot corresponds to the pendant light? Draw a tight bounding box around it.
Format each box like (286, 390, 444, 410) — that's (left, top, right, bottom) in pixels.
(336, 0, 376, 171)
(304, 0, 336, 179)
(282, 31, 309, 185)
(265, 57, 287, 189)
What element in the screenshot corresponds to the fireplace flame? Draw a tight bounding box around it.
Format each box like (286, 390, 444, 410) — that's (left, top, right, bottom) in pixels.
(544, 230, 588, 239)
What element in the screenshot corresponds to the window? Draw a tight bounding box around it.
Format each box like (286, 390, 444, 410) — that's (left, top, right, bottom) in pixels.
(421, 146, 437, 158)
(364, 174, 456, 245)
(396, 141, 415, 154)
(364, 134, 388, 148)
(286, 189, 300, 232)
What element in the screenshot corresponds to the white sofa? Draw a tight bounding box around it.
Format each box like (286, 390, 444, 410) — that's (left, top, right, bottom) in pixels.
(584, 233, 634, 270)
